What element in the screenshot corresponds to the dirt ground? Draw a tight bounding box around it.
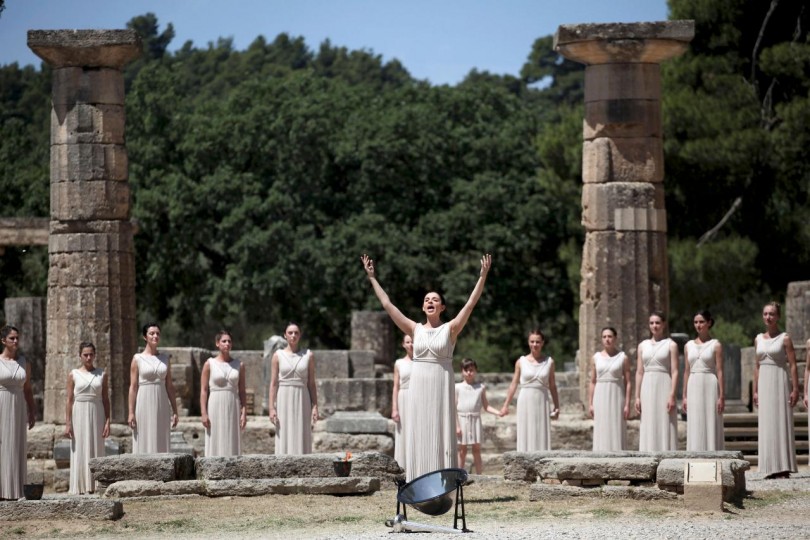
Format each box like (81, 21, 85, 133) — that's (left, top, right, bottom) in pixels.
(2, 479, 810, 540)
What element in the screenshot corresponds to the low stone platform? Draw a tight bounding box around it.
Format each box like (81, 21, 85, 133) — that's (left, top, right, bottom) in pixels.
(90, 453, 195, 487)
(103, 477, 380, 498)
(530, 484, 677, 501)
(506, 450, 749, 502)
(0, 498, 123, 521)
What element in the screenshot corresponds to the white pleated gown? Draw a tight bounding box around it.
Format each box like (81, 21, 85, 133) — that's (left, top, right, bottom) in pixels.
(756, 333, 797, 475)
(69, 368, 105, 494)
(456, 381, 485, 445)
(516, 356, 553, 452)
(592, 352, 627, 451)
(274, 349, 313, 455)
(205, 358, 242, 457)
(393, 358, 412, 469)
(405, 323, 457, 481)
(132, 353, 172, 454)
(638, 339, 678, 451)
(0, 357, 28, 500)
(685, 339, 724, 451)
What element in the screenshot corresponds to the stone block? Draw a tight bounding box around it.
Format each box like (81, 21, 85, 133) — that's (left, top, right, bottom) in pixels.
(601, 485, 677, 500)
(584, 99, 661, 140)
(50, 143, 129, 184)
(313, 432, 394, 457)
(349, 350, 376, 378)
(51, 104, 125, 145)
(90, 453, 195, 486)
(27, 424, 57, 459)
(317, 378, 393, 417)
(584, 64, 662, 102)
(50, 178, 130, 221)
(170, 431, 195, 456)
(52, 467, 70, 493)
(656, 458, 749, 501)
(581, 182, 665, 232)
(195, 451, 402, 484)
(231, 350, 267, 414)
(540, 457, 659, 481)
(315, 350, 350, 379)
(205, 477, 380, 497)
(529, 484, 601, 501)
(786, 281, 810, 344)
(684, 483, 723, 512)
(104, 479, 206, 498)
(582, 137, 664, 183)
(325, 411, 390, 434)
(54, 439, 71, 468)
(49, 67, 127, 105)
(350, 310, 395, 367)
(0, 499, 123, 520)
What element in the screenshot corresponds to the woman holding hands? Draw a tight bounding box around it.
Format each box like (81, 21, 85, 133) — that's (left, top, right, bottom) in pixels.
(683, 310, 724, 451)
(362, 253, 491, 481)
(392, 335, 413, 469)
(589, 327, 631, 451)
(201, 330, 247, 457)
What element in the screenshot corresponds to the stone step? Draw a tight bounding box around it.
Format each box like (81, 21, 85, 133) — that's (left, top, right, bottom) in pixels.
(725, 440, 809, 451)
(0, 499, 123, 521)
(103, 477, 380, 498)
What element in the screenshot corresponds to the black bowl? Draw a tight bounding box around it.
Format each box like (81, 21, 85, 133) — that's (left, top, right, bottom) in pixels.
(397, 468, 468, 516)
(24, 483, 44, 500)
(333, 460, 352, 477)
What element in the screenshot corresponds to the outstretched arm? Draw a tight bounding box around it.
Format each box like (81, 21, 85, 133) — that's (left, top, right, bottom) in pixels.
(361, 254, 417, 336)
(449, 254, 492, 342)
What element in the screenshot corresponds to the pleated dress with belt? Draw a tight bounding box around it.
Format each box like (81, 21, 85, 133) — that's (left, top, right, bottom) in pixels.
(0, 356, 28, 499)
(592, 352, 627, 451)
(205, 358, 242, 457)
(274, 349, 313, 455)
(638, 339, 677, 451)
(132, 353, 172, 454)
(685, 339, 724, 451)
(394, 357, 412, 469)
(516, 356, 553, 452)
(756, 332, 797, 475)
(69, 368, 105, 494)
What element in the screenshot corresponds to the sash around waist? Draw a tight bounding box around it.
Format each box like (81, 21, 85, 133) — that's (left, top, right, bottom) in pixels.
(644, 366, 669, 374)
(758, 357, 786, 368)
(412, 357, 453, 365)
(520, 382, 548, 390)
(458, 411, 481, 417)
(279, 379, 306, 387)
(399, 383, 410, 390)
(596, 377, 620, 383)
(209, 386, 237, 393)
(74, 395, 101, 403)
(138, 381, 163, 386)
(689, 368, 715, 374)
(0, 385, 22, 393)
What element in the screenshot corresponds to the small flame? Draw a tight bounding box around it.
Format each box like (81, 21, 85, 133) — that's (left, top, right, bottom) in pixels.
(344, 451, 352, 461)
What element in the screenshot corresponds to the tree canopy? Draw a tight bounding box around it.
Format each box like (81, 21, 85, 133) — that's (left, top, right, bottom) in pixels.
(1, 0, 808, 368)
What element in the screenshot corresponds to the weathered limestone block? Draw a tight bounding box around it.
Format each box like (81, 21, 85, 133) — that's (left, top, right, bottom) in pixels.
(325, 411, 390, 434)
(540, 457, 659, 481)
(350, 310, 395, 368)
(584, 100, 661, 140)
(601, 485, 677, 500)
(51, 104, 125, 145)
(655, 458, 749, 501)
(317, 378, 393, 417)
(204, 477, 380, 497)
(582, 137, 664, 184)
(29, 30, 143, 70)
(529, 484, 602, 500)
(49, 143, 128, 184)
(313, 432, 394, 457)
(104, 480, 206, 498)
(349, 350, 376, 378)
(0, 499, 123, 520)
(50, 177, 130, 220)
(554, 21, 695, 65)
(786, 281, 810, 344)
(90, 453, 195, 486)
(584, 64, 662, 102)
(316, 350, 351, 379)
(162, 347, 210, 417)
(581, 182, 665, 232)
(230, 350, 266, 414)
(27, 424, 57, 459)
(195, 452, 402, 484)
(0, 217, 49, 246)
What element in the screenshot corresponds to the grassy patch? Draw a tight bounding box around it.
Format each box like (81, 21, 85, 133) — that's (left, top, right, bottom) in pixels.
(634, 506, 672, 518)
(591, 507, 621, 518)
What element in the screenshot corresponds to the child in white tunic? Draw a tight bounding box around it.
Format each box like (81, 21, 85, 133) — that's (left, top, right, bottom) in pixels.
(456, 358, 500, 474)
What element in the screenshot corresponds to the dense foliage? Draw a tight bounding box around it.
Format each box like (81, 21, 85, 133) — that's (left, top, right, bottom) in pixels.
(1, 1, 808, 368)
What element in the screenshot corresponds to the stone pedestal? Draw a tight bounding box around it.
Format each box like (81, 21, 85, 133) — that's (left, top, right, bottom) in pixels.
(3, 297, 46, 419)
(350, 310, 395, 371)
(28, 30, 142, 423)
(554, 21, 695, 404)
(786, 281, 810, 345)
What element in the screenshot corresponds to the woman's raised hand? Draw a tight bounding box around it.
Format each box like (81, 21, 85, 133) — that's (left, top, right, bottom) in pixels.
(361, 254, 376, 279)
(480, 253, 492, 278)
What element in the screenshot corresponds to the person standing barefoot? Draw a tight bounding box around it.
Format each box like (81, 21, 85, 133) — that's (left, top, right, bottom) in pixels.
(392, 335, 413, 470)
(500, 329, 560, 452)
(635, 312, 678, 451)
(456, 358, 500, 474)
(269, 323, 319, 455)
(201, 331, 246, 457)
(755, 302, 798, 478)
(683, 310, 724, 451)
(589, 327, 630, 451)
(65, 342, 110, 494)
(362, 253, 491, 481)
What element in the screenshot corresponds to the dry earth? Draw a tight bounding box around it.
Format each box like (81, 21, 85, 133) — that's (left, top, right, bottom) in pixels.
(2, 473, 810, 540)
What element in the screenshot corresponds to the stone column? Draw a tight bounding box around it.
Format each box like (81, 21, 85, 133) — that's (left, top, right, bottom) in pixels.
(554, 22, 695, 404)
(3, 297, 46, 419)
(350, 311, 395, 373)
(28, 30, 142, 423)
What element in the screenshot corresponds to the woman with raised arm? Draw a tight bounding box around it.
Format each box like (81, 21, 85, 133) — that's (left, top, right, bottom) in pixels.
(682, 310, 724, 451)
(201, 330, 247, 457)
(500, 329, 560, 452)
(0, 325, 36, 500)
(635, 312, 678, 451)
(362, 253, 491, 481)
(392, 335, 413, 470)
(754, 301, 798, 478)
(589, 327, 631, 451)
(269, 323, 319, 455)
(128, 323, 179, 454)
(65, 342, 110, 494)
